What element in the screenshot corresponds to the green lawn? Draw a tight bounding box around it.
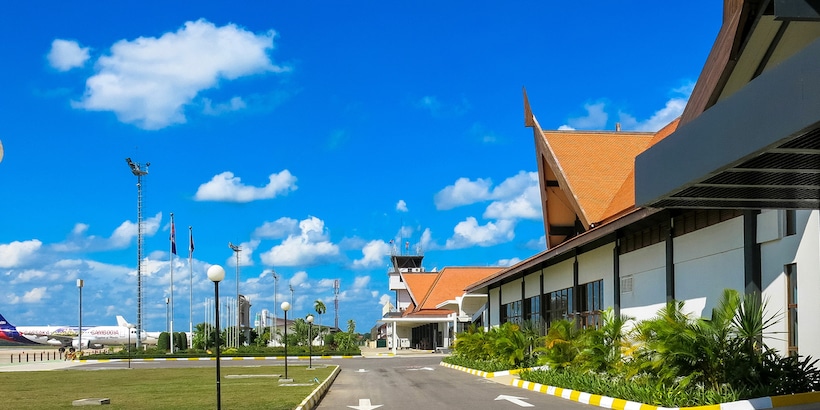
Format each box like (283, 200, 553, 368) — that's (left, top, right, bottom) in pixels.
(0, 365, 335, 409)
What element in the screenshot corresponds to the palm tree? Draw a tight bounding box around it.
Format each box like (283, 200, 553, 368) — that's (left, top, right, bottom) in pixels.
(314, 300, 326, 345)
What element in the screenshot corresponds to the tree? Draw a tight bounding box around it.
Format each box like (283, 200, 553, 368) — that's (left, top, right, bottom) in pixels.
(314, 300, 327, 345)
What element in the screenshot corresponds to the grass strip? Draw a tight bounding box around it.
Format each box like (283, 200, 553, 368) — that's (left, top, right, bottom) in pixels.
(0, 365, 334, 409)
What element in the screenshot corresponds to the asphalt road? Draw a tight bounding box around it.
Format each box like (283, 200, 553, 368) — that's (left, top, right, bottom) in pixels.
(71, 353, 594, 409)
(318, 356, 593, 410)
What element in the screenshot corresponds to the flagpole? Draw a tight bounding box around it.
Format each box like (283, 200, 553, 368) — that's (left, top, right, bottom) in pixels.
(169, 213, 176, 354)
(189, 226, 194, 349)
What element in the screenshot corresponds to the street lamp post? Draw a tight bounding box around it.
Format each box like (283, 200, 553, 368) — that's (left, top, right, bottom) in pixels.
(306, 314, 314, 369)
(127, 323, 135, 369)
(281, 301, 291, 380)
(77, 279, 84, 353)
(207, 265, 226, 410)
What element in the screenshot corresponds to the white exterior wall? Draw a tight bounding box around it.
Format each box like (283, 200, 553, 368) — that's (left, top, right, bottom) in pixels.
(543, 258, 573, 293)
(760, 210, 820, 358)
(578, 244, 614, 307)
(674, 216, 745, 318)
(388, 273, 406, 291)
(524, 270, 541, 298)
(620, 242, 666, 321)
(396, 290, 413, 312)
(500, 280, 522, 305)
(794, 210, 820, 359)
(489, 287, 500, 327)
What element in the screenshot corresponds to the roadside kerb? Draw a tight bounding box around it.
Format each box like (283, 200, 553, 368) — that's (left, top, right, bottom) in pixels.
(295, 365, 341, 410)
(440, 362, 820, 410)
(75, 355, 357, 364)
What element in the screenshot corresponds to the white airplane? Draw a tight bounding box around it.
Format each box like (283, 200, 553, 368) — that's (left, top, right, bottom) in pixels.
(0, 313, 153, 349)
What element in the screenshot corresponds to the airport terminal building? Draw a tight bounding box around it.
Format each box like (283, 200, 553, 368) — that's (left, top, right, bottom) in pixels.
(464, 0, 820, 359)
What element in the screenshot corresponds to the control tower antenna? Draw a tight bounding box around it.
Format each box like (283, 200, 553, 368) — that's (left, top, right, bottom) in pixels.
(125, 157, 149, 349)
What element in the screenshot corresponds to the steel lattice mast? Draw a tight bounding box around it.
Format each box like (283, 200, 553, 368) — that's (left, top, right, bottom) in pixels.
(126, 158, 149, 349)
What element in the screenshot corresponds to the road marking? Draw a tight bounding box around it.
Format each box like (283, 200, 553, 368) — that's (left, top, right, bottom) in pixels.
(495, 395, 534, 407)
(407, 367, 434, 371)
(347, 398, 383, 410)
(356, 368, 368, 373)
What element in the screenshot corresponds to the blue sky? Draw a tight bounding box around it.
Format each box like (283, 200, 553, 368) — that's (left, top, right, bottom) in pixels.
(0, 1, 722, 334)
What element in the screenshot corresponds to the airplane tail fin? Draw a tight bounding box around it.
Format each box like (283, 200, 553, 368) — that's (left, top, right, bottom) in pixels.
(0, 313, 16, 330)
(116, 316, 130, 327)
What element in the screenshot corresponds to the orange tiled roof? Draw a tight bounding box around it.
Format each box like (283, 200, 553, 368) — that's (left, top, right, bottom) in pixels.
(401, 273, 438, 308)
(417, 267, 504, 311)
(542, 130, 655, 225)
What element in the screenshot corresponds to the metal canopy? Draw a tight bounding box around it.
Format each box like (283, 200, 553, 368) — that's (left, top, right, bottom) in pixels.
(635, 37, 820, 210)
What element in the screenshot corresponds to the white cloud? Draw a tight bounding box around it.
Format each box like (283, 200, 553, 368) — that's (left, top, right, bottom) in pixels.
(290, 271, 308, 287)
(352, 276, 370, 290)
(202, 96, 247, 115)
(10, 287, 48, 304)
(434, 177, 492, 210)
(379, 294, 392, 306)
(226, 240, 258, 267)
(435, 171, 541, 220)
(259, 216, 340, 267)
(526, 235, 547, 250)
(47, 39, 90, 71)
(54, 212, 162, 252)
(352, 240, 390, 269)
(10, 269, 48, 284)
(109, 212, 162, 248)
(621, 85, 692, 131)
(559, 101, 608, 130)
(0, 240, 43, 268)
(497, 257, 522, 267)
(444, 217, 515, 249)
(252, 217, 298, 239)
(396, 199, 408, 212)
(194, 170, 297, 202)
(73, 19, 289, 129)
(483, 180, 541, 220)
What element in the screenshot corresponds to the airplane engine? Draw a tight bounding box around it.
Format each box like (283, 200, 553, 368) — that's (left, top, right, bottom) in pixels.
(71, 339, 101, 349)
(47, 339, 64, 346)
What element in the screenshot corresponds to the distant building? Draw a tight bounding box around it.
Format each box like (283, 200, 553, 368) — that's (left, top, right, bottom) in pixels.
(378, 250, 502, 353)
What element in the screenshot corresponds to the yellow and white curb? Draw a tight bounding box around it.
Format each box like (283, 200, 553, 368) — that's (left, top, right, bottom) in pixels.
(511, 379, 820, 410)
(439, 362, 524, 378)
(295, 365, 341, 410)
(441, 362, 820, 410)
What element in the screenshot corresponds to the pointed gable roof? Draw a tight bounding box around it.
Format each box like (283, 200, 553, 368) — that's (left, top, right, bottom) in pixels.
(542, 130, 655, 225)
(399, 267, 503, 318)
(524, 88, 680, 249)
(417, 267, 503, 310)
(401, 273, 438, 308)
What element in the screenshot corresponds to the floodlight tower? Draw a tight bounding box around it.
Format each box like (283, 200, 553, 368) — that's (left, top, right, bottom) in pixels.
(229, 242, 241, 348)
(334, 279, 340, 329)
(271, 270, 279, 345)
(126, 157, 149, 349)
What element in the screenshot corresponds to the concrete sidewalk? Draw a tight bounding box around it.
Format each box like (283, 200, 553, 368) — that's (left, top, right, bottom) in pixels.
(359, 346, 447, 358)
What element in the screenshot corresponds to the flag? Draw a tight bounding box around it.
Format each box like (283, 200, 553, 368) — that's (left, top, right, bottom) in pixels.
(189, 226, 194, 258)
(170, 219, 177, 255)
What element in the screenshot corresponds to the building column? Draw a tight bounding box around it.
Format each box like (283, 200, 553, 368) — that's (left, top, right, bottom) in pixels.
(391, 321, 397, 355)
(573, 253, 580, 314)
(613, 238, 621, 317)
(666, 217, 675, 302)
(743, 210, 762, 295)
